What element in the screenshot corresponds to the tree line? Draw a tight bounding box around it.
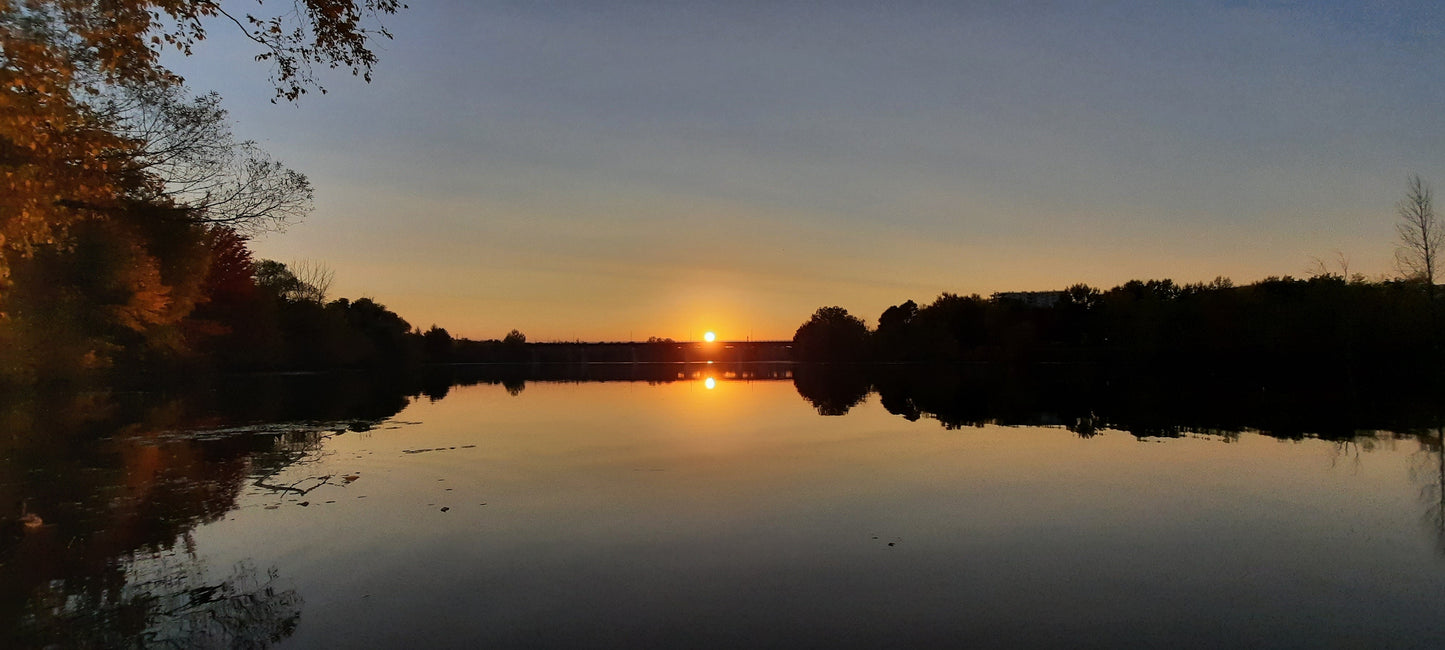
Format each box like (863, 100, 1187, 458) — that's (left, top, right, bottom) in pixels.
(794, 174, 1445, 385)
(793, 273, 1444, 385)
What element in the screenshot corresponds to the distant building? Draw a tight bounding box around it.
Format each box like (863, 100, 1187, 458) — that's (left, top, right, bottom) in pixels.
(991, 291, 1064, 308)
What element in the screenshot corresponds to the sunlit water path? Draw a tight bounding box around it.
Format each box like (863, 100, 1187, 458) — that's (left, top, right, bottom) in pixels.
(5, 370, 1445, 648)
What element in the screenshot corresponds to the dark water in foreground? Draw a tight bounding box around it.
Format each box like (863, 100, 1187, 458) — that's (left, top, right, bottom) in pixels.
(4, 364, 1445, 648)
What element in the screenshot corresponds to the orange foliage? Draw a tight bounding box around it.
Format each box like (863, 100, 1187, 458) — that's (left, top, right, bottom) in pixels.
(1, 0, 402, 282)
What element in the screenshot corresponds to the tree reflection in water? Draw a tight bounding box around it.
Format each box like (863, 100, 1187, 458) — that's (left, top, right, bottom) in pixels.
(850, 362, 1445, 556)
(19, 553, 300, 648)
(0, 374, 419, 648)
(4, 363, 1445, 646)
(1410, 427, 1445, 555)
(792, 364, 870, 416)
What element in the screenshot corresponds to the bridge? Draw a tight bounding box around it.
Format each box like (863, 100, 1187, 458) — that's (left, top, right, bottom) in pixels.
(523, 340, 793, 364)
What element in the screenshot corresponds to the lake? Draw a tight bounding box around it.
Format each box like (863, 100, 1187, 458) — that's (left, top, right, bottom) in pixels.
(4, 364, 1445, 648)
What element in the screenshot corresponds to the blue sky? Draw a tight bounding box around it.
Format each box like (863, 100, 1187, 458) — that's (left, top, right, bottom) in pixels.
(165, 1, 1445, 340)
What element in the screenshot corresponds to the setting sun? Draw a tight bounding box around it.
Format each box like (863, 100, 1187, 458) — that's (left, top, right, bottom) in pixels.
(703, 331, 716, 342)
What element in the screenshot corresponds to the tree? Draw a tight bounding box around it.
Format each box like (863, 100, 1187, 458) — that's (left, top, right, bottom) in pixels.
(878, 300, 919, 331)
(501, 329, 528, 362)
(792, 306, 871, 361)
(1308, 251, 1353, 281)
(874, 300, 918, 360)
(101, 85, 314, 231)
(1, 1, 404, 104)
(2, 205, 212, 376)
(1062, 284, 1102, 310)
(254, 260, 306, 303)
(1, 0, 401, 281)
(288, 260, 334, 303)
(199, 226, 257, 305)
(335, 297, 414, 366)
(422, 325, 453, 362)
(249, 259, 331, 304)
(2, 1, 400, 379)
(1396, 174, 1441, 294)
(914, 293, 989, 358)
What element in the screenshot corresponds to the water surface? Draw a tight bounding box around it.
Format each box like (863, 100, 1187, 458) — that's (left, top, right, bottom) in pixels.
(4, 366, 1445, 648)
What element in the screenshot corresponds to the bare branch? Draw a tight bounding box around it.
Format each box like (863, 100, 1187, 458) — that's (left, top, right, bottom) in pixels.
(1395, 174, 1440, 288)
(97, 84, 313, 231)
(289, 260, 335, 303)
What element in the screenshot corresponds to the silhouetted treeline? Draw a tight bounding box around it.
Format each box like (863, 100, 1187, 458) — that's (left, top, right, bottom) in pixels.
(794, 275, 1445, 385)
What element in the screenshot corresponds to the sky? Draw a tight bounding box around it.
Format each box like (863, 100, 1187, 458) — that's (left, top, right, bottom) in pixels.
(163, 1, 1445, 341)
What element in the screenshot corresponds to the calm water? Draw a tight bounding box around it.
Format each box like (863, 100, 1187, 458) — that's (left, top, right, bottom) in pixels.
(4, 365, 1445, 648)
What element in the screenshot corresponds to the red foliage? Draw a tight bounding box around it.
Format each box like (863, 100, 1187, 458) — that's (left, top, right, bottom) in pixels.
(201, 227, 256, 306)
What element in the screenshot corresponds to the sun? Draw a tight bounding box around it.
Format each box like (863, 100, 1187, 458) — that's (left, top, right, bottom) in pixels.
(703, 331, 716, 342)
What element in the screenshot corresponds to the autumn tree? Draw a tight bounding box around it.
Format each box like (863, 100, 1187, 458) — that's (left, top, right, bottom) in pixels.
(199, 226, 257, 305)
(2, 1, 403, 380)
(3, 207, 213, 377)
(185, 226, 284, 367)
(1, 0, 402, 280)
